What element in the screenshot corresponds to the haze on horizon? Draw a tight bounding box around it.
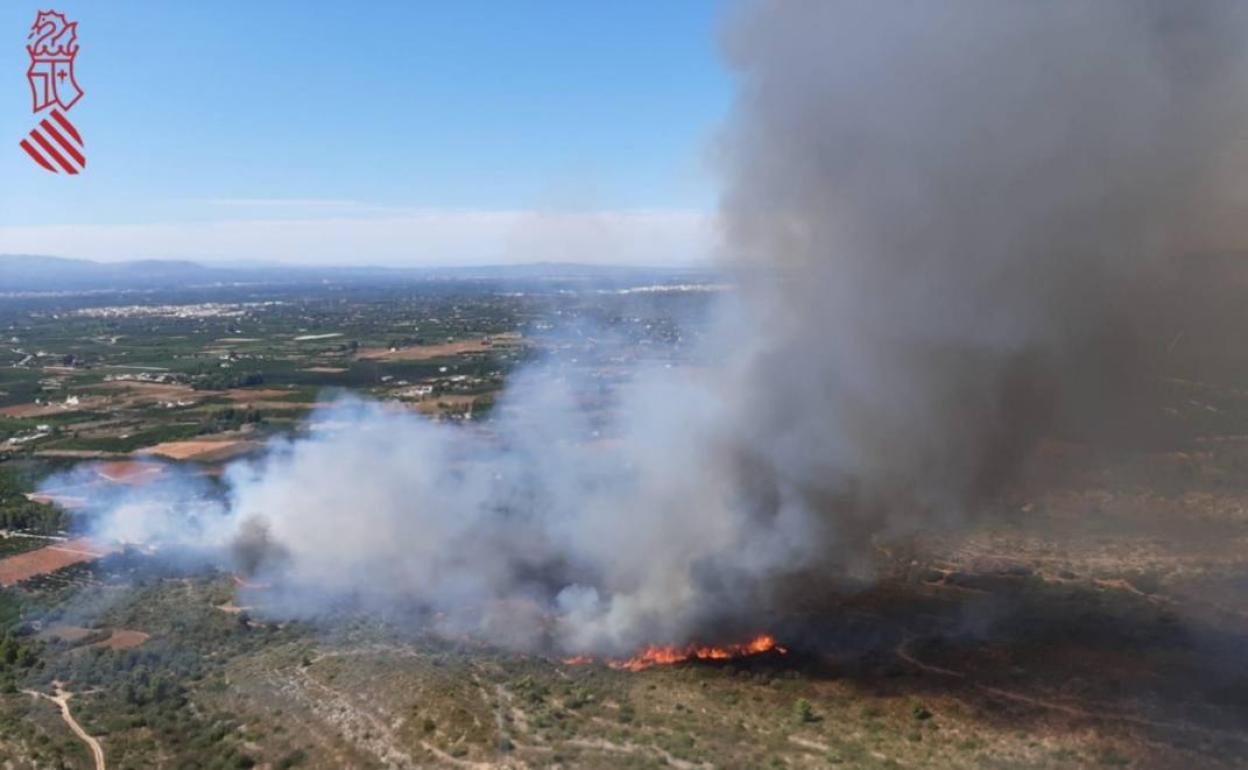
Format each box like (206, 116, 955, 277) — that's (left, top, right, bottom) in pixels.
(0, 1, 728, 267)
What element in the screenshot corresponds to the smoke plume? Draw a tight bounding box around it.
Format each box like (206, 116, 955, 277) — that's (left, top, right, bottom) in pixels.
(52, 1, 1248, 654)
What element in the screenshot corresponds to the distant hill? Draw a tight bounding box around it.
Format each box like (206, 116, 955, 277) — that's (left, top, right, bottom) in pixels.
(0, 254, 714, 293)
(0, 255, 218, 292)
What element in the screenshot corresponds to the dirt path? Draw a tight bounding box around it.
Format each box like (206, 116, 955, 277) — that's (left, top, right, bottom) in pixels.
(566, 736, 711, 770)
(295, 667, 417, 767)
(787, 735, 908, 767)
(23, 682, 105, 770)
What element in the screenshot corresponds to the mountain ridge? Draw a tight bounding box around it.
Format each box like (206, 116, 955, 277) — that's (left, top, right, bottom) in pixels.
(0, 254, 712, 292)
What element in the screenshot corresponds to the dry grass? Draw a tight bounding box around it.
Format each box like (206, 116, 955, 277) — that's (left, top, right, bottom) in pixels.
(95, 629, 150, 650)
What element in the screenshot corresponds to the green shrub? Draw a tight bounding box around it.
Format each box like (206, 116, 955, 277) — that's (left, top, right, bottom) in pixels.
(793, 698, 816, 723)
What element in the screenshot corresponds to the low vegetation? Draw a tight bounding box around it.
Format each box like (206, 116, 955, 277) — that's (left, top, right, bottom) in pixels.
(0, 466, 68, 534)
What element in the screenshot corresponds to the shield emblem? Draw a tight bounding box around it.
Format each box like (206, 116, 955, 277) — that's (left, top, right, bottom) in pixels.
(26, 11, 84, 113)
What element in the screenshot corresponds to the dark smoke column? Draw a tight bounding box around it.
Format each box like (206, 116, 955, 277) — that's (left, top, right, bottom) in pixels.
(715, 0, 1248, 536)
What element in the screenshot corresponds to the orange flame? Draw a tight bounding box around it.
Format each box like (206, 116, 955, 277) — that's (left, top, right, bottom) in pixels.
(564, 634, 787, 671)
(560, 654, 594, 665)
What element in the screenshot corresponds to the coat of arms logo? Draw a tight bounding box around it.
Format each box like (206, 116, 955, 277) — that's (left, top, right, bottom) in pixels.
(19, 10, 86, 174)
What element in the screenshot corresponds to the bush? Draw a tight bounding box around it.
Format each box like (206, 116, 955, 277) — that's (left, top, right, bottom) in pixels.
(793, 698, 816, 723)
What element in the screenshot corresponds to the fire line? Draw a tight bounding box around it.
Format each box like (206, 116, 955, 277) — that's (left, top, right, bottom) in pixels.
(564, 634, 787, 671)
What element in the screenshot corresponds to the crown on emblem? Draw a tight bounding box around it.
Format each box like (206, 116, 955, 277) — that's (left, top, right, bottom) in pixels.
(27, 10, 79, 60)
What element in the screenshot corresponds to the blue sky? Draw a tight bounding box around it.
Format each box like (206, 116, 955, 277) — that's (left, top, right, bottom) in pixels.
(0, 1, 732, 265)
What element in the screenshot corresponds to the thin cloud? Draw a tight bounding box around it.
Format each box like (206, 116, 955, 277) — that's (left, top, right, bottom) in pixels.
(0, 209, 717, 268)
(201, 198, 374, 208)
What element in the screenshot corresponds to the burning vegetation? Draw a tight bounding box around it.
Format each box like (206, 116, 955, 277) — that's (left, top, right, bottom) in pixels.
(565, 634, 787, 671)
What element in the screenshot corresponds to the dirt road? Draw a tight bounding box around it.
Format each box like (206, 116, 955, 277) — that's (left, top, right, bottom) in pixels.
(23, 682, 105, 770)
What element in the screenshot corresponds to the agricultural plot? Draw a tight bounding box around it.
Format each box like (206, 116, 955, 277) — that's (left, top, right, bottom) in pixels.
(0, 535, 48, 559)
(135, 437, 260, 461)
(0, 539, 115, 587)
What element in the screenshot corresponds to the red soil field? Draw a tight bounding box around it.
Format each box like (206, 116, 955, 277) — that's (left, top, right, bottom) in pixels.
(0, 539, 115, 587)
(94, 460, 165, 484)
(136, 437, 259, 461)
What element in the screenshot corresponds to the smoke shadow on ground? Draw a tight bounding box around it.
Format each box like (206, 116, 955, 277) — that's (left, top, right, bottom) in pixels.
(712, 571, 1248, 765)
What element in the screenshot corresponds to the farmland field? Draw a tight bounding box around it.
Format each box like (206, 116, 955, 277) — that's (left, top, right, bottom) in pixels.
(0, 539, 115, 587)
